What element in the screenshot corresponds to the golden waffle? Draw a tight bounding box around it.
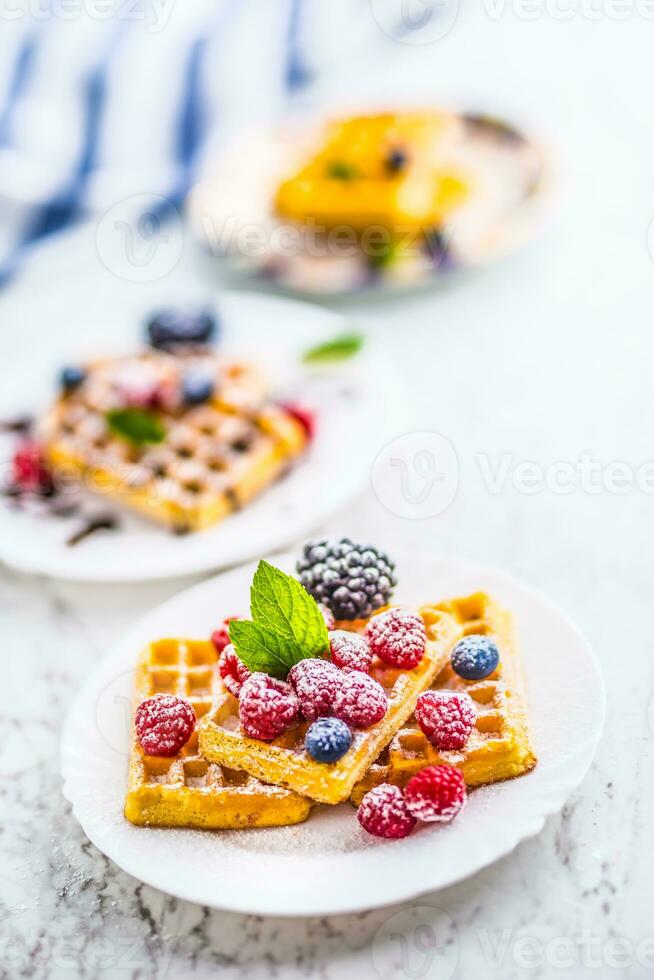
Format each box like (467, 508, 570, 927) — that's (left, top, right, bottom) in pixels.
(40, 351, 307, 533)
(275, 111, 468, 232)
(351, 593, 537, 805)
(124, 638, 312, 829)
(198, 607, 463, 805)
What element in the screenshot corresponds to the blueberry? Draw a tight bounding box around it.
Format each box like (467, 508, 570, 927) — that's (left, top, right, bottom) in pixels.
(451, 635, 499, 680)
(59, 366, 86, 392)
(182, 375, 214, 405)
(305, 717, 352, 763)
(147, 308, 217, 350)
(385, 148, 409, 174)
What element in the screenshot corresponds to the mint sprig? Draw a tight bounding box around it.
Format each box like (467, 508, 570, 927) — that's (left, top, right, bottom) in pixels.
(105, 408, 166, 446)
(302, 332, 364, 364)
(228, 560, 329, 678)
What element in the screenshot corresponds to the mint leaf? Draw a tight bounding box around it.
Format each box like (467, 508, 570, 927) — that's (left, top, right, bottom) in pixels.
(250, 560, 329, 654)
(302, 332, 364, 364)
(105, 408, 165, 446)
(228, 620, 304, 679)
(228, 560, 329, 678)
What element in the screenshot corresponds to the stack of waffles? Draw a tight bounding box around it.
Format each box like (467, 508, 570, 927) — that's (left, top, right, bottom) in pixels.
(124, 592, 536, 831)
(39, 350, 307, 533)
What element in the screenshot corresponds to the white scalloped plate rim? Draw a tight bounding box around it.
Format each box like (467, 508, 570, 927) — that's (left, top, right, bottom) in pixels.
(61, 552, 605, 916)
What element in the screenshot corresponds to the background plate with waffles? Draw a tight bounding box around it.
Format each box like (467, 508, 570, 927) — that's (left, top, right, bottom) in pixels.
(0, 287, 399, 581)
(60, 551, 604, 916)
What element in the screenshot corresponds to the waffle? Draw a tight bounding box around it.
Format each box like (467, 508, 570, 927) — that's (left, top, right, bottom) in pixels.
(275, 111, 468, 232)
(198, 606, 463, 805)
(40, 351, 307, 532)
(124, 638, 313, 829)
(350, 593, 537, 805)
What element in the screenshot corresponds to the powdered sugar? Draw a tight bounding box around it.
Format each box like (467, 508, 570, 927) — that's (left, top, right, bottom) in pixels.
(238, 673, 298, 740)
(365, 607, 427, 669)
(357, 784, 416, 839)
(134, 694, 196, 756)
(329, 630, 373, 673)
(332, 671, 387, 728)
(415, 690, 476, 750)
(288, 658, 341, 721)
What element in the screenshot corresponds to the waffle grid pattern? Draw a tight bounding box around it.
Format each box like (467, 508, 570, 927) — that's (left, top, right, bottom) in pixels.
(350, 593, 537, 805)
(198, 607, 463, 805)
(41, 354, 306, 531)
(124, 638, 313, 829)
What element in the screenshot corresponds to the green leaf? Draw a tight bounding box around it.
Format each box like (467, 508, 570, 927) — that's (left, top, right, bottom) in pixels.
(302, 332, 364, 364)
(228, 620, 305, 679)
(326, 161, 359, 181)
(228, 560, 329, 678)
(105, 408, 166, 446)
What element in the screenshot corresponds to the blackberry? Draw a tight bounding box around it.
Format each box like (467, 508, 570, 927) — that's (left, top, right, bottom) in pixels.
(146, 308, 217, 350)
(297, 538, 397, 621)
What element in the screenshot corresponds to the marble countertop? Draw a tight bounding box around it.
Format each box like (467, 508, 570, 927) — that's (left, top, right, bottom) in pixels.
(2, 9, 654, 979)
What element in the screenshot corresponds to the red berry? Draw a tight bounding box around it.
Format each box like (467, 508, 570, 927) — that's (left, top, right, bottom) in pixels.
(12, 441, 52, 492)
(211, 616, 240, 654)
(134, 694, 196, 757)
(218, 643, 251, 697)
(404, 765, 467, 823)
(239, 673, 299, 741)
(357, 784, 416, 839)
(332, 671, 387, 728)
(365, 608, 426, 669)
(281, 402, 315, 440)
(329, 630, 372, 673)
(318, 603, 336, 631)
(415, 691, 475, 750)
(288, 658, 341, 721)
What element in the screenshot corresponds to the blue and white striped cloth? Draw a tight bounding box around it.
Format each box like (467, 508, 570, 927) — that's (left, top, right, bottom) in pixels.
(0, 0, 414, 286)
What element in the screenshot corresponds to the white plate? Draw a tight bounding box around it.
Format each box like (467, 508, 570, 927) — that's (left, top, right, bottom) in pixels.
(0, 289, 397, 581)
(189, 110, 553, 299)
(61, 551, 604, 916)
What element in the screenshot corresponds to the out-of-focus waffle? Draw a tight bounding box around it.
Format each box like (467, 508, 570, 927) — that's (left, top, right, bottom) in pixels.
(275, 111, 468, 232)
(351, 593, 536, 805)
(39, 351, 307, 532)
(124, 638, 313, 829)
(198, 607, 463, 805)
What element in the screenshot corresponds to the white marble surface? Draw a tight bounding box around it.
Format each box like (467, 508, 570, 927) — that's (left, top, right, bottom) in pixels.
(2, 7, 654, 979)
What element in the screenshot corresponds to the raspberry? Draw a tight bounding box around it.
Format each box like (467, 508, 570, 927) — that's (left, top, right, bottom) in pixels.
(12, 441, 52, 493)
(211, 616, 240, 654)
(239, 673, 299, 741)
(365, 608, 426, 669)
(218, 643, 251, 698)
(318, 603, 336, 631)
(415, 691, 475, 750)
(332, 671, 387, 728)
(404, 765, 467, 823)
(288, 658, 341, 721)
(134, 694, 196, 757)
(357, 784, 416, 839)
(280, 402, 315, 440)
(329, 630, 372, 673)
